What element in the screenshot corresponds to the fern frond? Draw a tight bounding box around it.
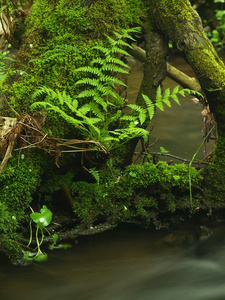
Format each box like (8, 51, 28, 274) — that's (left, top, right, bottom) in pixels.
(113, 127, 149, 142)
(86, 101, 105, 119)
(89, 168, 100, 185)
(105, 56, 129, 68)
(142, 94, 155, 120)
(156, 85, 162, 102)
(155, 100, 164, 111)
(75, 78, 100, 87)
(162, 87, 172, 107)
(92, 45, 110, 55)
(30, 101, 87, 132)
(120, 115, 137, 122)
(77, 89, 99, 99)
(106, 110, 122, 126)
(93, 94, 108, 111)
(99, 74, 127, 87)
(180, 88, 204, 100)
(110, 46, 131, 57)
(31, 86, 57, 101)
(74, 66, 103, 77)
(105, 34, 117, 46)
(91, 57, 105, 66)
(126, 104, 147, 125)
(101, 64, 129, 74)
(121, 27, 141, 34)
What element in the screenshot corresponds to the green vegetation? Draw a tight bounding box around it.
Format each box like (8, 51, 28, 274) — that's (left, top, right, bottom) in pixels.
(0, 0, 223, 262)
(24, 205, 71, 262)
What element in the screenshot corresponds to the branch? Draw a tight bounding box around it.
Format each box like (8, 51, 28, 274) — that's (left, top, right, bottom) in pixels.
(129, 44, 202, 92)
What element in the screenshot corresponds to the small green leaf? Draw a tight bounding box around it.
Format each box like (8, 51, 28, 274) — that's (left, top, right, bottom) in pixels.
(34, 253, 48, 262)
(53, 233, 59, 245)
(129, 171, 137, 178)
(160, 147, 169, 154)
(30, 205, 53, 227)
(173, 175, 181, 181)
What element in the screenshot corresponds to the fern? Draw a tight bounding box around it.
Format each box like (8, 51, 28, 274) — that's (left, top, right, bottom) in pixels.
(89, 168, 100, 185)
(30, 44, 80, 65)
(30, 28, 161, 150)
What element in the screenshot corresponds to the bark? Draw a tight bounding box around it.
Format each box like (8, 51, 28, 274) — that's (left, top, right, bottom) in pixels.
(149, 0, 225, 201)
(129, 44, 201, 92)
(150, 0, 225, 136)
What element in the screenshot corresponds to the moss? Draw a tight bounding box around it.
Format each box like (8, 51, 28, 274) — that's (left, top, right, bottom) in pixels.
(44, 161, 203, 228)
(0, 150, 50, 259)
(203, 136, 225, 206)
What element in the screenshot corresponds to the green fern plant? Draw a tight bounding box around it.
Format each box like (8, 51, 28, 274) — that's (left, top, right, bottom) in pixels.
(121, 85, 202, 127)
(30, 44, 80, 65)
(74, 27, 140, 109)
(30, 28, 203, 152)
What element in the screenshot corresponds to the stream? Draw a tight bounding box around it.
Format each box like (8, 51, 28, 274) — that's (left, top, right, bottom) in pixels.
(0, 56, 223, 300)
(1, 223, 225, 300)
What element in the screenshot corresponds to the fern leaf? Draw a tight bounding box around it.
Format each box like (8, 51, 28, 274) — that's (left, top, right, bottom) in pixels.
(120, 115, 137, 122)
(99, 74, 127, 87)
(101, 64, 129, 74)
(92, 45, 110, 55)
(106, 110, 122, 126)
(91, 57, 105, 66)
(76, 89, 99, 99)
(139, 110, 147, 125)
(109, 46, 131, 57)
(75, 78, 100, 87)
(155, 100, 164, 111)
(89, 168, 100, 185)
(105, 56, 129, 68)
(163, 87, 172, 107)
(142, 94, 155, 120)
(93, 94, 108, 111)
(74, 66, 102, 76)
(87, 101, 105, 119)
(121, 27, 141, 34)
(105, 34, 117, 46)
(172, 85, 180, 95)
(171, 93, 181, 105)
(156, 85, 162, 101)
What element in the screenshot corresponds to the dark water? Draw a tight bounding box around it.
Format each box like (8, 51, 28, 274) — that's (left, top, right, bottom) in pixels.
(127, 56, 215, 161)
(1, 224, 225, 300)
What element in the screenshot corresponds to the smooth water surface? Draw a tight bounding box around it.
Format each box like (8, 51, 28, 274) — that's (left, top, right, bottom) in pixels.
(127, 56, 215, 161)
(1, 225, 225, 300)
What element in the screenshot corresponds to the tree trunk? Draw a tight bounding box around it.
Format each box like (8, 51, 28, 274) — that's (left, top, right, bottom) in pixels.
(150, 0, 225, 201)
(150, 0, 225, 135)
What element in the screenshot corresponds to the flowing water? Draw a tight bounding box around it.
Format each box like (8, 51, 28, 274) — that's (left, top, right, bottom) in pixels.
(1, 224, 225, 300)
(0, 57, 222, 300)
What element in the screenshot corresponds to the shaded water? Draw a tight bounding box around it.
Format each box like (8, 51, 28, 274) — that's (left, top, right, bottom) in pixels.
(127, 56, 215, 161)
(1, 224, 225, 300)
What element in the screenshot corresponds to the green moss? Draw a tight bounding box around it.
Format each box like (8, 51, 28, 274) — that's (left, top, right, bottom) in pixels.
(44, 161, 203, 228)
(0, 150, 49, 259)
(203, 136, 225, 206)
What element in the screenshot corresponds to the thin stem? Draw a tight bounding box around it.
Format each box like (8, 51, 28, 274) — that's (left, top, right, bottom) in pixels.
(189, 126, 215, 210)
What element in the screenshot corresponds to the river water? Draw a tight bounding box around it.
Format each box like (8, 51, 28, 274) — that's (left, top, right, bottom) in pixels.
(127, 56, 215, 161)
(1, 223, 225, 300)
(0, 57, 222, 299)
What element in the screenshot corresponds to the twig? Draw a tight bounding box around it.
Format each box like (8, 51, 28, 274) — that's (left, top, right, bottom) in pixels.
(0, 133, 17, 174)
